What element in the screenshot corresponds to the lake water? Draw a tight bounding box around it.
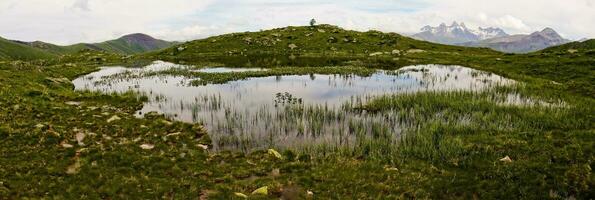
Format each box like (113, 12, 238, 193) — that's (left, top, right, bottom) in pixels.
(73, 61, 515, 151)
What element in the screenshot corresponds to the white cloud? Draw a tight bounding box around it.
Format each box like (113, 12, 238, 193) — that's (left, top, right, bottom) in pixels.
(0, 0, 593, 44)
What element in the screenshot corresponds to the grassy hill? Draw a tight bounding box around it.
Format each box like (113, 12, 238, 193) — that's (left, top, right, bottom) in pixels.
(0, 37, 56, 60)
(541, 39, 595, 53)
(0, 24, 593, 199)
(5, 33, 176, 60)
(92, 33, 176, 55)
(151, 24, 497, 61)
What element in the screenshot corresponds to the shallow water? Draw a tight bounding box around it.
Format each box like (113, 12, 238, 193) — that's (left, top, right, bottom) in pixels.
(73, 61, 515, 151)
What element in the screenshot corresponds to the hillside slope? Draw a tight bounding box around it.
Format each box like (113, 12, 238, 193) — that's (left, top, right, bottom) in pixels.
(0, 37, 56, 60)
(541, 39, 595, 53)
(151, 24, 497, 61)
(92, 33, 176, 55)
(9, 33, 176, 58)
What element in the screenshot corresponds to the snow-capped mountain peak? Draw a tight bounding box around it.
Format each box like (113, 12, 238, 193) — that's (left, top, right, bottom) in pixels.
(413, 22, 509, 44)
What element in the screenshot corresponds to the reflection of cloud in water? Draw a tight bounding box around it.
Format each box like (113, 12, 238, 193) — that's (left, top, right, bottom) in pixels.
(73, 61, 516, 151)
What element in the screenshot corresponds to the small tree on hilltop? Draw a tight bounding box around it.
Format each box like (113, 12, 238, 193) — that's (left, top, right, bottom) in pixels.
(310, 19, 317, 27)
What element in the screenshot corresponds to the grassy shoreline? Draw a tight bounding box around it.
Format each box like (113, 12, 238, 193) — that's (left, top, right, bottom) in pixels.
(1, 37, 593, 199)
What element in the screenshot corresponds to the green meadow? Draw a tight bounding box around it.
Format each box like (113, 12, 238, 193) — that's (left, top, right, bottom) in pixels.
(0, 25, 593, 199)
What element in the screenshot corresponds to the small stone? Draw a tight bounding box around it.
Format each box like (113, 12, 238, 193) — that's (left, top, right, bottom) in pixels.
(65, 101, 81, 106)
(234, 192, 248, 198)
(307, 190, 314, 196)
(197, 144, 209, 150)
(369, 52, 383, 56)
(499, 156, 512, 163)
(317, 29, 326, 33)
(288, 43, 298, 50)
(140, 144, 155, 150)
(407, 49, 426, 53)
(391, 49, 401, 55)
(251, 186, 268, 195)
(166, 132, 181, 137)
(61, 143, 74, 148)
(384, 167, 399, 172)
(106, 115, 121, 123)
(75, 132, 86, 146)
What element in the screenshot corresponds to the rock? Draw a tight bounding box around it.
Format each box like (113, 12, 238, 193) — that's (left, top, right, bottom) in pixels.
(328, 36, 337, 43)
(243, 37, 252, 44)
(384, 167, 399, 172)
(75, 132, 86, 146)
(391, 50, 401, 55)
(268, 149, 283, 159)
(177, 46, 186, 51)
(140, 144, 155, 150)
(234, 192, 248, 198)
(369, 52, 383, 56)
(567, 49, 578, 53)
(271, 33, 281, 37)
(317, 29, 326, 33)
(106, 115, 121, 123)
(166, 132, 181, 137)
(288, 44, 298, 50)
(407, 49, 426, 53)
(251, 186, 268, 195)
(499, 156, 512, 162)
(65, 101, 81, 106)
(35, 123, 45, 129)
(307, 190, 314, 196)
(197, 144, 209, 150)
(61, 143, 74, 148)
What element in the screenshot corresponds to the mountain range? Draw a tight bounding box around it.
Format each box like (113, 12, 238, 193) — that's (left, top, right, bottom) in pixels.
(413, 22, 509, 44)
(0, 33, 176, 60)
(412, 22, 571, 53)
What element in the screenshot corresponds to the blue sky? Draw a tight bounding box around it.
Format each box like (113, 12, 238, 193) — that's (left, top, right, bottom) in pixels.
(0, 0, 593, 45)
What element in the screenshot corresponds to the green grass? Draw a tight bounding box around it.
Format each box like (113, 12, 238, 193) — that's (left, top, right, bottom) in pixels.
(0, 25, 593, 199)
(0, 37, 56, 60)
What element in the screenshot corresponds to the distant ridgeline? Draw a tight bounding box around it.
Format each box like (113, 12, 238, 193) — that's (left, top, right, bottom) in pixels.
(412, 22, 576, 53)
(1, 24, 592, 61)
(0, 33, 176, 60)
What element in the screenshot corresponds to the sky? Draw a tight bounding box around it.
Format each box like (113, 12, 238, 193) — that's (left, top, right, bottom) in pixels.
(0, 0, 593, 45)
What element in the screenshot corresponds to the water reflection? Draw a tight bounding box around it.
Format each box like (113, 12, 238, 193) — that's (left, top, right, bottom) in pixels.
(73, 61, 515, 151)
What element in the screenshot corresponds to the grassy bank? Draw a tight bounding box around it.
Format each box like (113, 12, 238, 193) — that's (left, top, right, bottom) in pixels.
(0, 25, 593, 198)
